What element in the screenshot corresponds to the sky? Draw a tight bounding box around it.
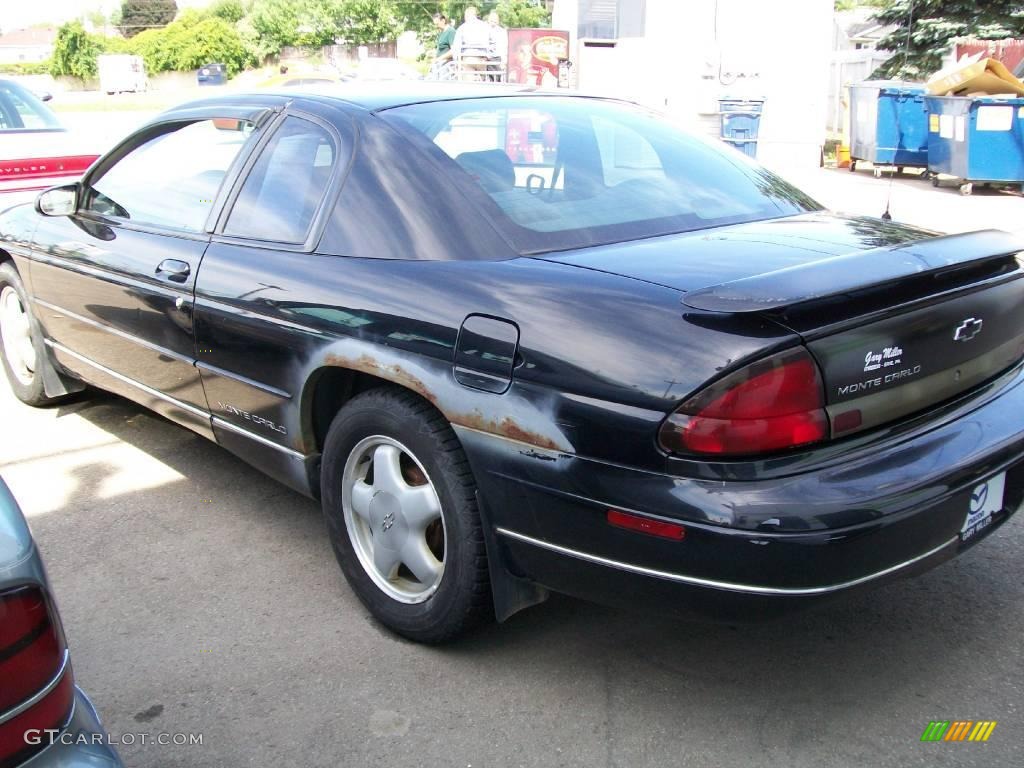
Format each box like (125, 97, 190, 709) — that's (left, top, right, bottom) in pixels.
(1, 0, 212, 32)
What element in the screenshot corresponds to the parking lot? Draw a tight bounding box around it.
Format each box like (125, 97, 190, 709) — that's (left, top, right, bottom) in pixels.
(1, 161, 1022, 767)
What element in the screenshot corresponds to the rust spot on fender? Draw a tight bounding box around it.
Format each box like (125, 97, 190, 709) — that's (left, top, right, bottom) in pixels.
(451, 410, 561, 452)
(323, 353, 440, 406)
(318, 350, 570, 453)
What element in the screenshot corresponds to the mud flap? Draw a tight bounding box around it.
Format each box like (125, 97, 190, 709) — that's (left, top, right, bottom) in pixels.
(476, 490, 549, 622)
(28, 312, 85, 398)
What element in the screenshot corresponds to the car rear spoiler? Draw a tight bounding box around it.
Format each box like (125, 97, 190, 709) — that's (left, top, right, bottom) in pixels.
(681, 229, 1024, 313)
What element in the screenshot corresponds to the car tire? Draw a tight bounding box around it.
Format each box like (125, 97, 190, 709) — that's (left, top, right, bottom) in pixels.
(0, 262, 63, 407)
(321, 387, 492, 643)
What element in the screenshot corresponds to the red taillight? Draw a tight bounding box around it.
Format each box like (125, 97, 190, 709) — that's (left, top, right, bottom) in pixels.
(0, 586, 74, 768)
(659, 347, 829, 456)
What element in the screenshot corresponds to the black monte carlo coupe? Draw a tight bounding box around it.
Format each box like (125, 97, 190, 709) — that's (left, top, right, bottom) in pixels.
(1, 84, 1022, 642)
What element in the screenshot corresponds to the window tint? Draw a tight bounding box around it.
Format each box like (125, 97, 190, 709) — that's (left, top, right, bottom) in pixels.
(85, 119, 254, 231)
(224, 117, 336, 243)
(385, 97, 819, 254)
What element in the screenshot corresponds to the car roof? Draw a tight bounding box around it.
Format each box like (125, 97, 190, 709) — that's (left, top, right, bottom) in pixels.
(166, 82, 559, 116)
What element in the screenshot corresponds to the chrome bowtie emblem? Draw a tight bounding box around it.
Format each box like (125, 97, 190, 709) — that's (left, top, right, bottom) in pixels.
(953, 317, 983, 342)
(382, 511, 395, 532)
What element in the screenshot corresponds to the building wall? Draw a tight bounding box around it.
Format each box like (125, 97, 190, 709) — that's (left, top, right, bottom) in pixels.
(553, 0, 833, 169)
(0, 45, 53, 65)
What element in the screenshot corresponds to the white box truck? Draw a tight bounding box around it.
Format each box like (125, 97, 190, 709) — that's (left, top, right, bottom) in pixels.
(98, 54, 147, 94)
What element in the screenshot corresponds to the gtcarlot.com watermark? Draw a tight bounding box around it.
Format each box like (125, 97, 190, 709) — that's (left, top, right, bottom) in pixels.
(25, 729, 203, 747)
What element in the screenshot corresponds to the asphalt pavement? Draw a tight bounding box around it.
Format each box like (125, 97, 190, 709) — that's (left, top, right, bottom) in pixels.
(2, 383, 1021, 768)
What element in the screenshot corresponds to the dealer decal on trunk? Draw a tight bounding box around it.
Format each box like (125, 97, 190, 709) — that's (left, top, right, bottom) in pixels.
(863, 346, 903, 372)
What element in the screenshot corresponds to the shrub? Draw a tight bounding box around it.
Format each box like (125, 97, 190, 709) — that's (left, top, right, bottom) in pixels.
(128, 13, 252, 77)
(50, 21, 105, 79)
(0, 60, 53, 75)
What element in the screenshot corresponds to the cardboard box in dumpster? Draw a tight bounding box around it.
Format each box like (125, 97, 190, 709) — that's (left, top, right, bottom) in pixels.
(926, 53, 1024, 96)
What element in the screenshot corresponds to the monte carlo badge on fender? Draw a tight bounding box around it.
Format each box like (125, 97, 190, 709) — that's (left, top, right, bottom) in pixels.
(1, 83, 1023, 643)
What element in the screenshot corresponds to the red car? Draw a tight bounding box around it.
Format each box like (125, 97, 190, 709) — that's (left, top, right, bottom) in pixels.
(0, 79, 98, 205)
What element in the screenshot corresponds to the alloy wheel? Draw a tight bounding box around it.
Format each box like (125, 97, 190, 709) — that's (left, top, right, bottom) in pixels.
(341, 435, 447, 604)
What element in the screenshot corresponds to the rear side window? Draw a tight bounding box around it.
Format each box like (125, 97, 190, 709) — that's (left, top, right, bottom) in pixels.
(384, 97, 819, 254)
(224, 116, 336, 244)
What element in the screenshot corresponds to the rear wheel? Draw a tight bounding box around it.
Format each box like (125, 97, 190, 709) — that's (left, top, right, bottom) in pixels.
(321, 387, 491, 642)
(0, 263, 60, 406)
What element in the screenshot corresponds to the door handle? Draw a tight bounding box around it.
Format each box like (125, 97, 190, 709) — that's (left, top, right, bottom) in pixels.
(156, 259, 191, 283)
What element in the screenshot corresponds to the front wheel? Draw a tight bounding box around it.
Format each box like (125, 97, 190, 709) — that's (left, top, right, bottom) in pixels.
(321, 388, 492, 642)
(0, 262, 61, 406)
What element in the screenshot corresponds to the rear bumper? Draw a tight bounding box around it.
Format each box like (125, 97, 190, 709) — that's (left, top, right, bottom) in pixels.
(22, 688, 123, 768)
(457, 366, 1024, 618)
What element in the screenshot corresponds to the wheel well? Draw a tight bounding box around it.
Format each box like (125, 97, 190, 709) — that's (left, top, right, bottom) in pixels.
(305, 366, 431, 454)
(0, 248, 11, 265)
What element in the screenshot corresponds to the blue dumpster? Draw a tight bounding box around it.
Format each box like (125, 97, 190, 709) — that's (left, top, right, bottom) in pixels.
(718, 98, 764, 158)
(925, 95, 1024, 194)
(848, 81, 929, 175)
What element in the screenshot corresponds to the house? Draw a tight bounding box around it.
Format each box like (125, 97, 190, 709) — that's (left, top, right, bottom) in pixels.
(550, 0, 834, 168)
(828, 9, 894, 135)
(0, 28, 57, 65)
(834, 7, 892, 52)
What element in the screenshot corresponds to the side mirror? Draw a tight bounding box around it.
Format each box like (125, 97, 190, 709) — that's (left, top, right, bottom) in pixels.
(35, 184, 78, 217)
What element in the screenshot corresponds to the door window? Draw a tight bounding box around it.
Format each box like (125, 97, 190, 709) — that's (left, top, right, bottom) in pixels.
(223, 116, 336, 244)
(84, 118, 254, 232)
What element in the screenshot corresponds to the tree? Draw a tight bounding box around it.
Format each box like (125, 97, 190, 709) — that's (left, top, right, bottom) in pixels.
(120, 0, 178, 38)
(248, 0, 335, 50)
(50, 21, 104, 79)
(496, 0, 551, 27)
(336, 0, 402, 45)
(209, 0, 245, 23)
(872, 0, 1024, 79)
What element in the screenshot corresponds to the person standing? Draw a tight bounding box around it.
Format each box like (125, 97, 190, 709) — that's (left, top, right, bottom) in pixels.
(452, 6, 492, 81)
(429, 13, 456, 79)
(486, 10, 507, 81)
(434, 13, 455, 64)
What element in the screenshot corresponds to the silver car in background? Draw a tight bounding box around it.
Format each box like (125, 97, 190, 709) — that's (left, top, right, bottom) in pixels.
(0, 477, 121, 767)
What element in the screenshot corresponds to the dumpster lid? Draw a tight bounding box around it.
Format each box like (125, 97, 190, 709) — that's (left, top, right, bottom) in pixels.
(851, 80, 926, 94)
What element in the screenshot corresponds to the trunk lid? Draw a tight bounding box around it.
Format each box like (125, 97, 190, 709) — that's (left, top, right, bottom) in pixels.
(538, 213, 1024, 439)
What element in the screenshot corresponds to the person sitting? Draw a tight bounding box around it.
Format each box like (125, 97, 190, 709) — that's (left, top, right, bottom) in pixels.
(486, 10, 507, 82)
(452, 6, 492, 81)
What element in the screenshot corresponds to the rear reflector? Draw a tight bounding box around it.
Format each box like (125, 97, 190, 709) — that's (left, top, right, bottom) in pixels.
(607, 509, 686, 540)
(659, 347, 829, 456)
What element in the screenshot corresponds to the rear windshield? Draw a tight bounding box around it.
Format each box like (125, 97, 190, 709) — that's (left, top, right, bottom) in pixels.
(382, 96, 820, 254)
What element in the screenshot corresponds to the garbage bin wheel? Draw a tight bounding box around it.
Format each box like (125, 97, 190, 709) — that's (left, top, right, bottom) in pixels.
(873, 167, 882, 179)
(931, 175, 940, 188)
(959, 182, 973, 196)
(897, 166, 905, 174)
(849, 160, 857, 172)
